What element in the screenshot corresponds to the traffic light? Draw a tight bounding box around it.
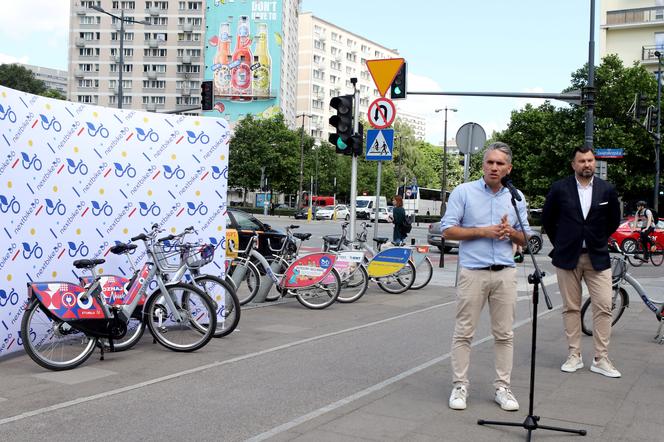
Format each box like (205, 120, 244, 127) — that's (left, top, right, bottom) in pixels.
(329, 94, 354, 155)
(649, 105, 660, 133)
(390, 63, 407, 99)
(201, 80, 213, 111)
(349, 123, 364, 156)
(636, 93, 648, 119)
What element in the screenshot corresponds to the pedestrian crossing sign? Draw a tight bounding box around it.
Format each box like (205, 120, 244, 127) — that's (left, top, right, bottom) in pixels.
(366, 129, 394, 161)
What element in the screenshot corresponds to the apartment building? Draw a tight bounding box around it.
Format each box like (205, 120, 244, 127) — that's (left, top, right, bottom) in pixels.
(600, 0, 664, 73)
(297, 12, 399, 139)
(68, 0, 299, 122)
(24, 64, 69, 96)
(397, 110, 426, 141)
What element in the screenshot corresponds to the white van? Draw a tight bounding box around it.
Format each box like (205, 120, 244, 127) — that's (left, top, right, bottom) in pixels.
(356, 195, 388, 219)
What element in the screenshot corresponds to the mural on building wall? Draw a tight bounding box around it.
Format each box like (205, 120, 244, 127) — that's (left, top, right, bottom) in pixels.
(204, 0, 283, 122)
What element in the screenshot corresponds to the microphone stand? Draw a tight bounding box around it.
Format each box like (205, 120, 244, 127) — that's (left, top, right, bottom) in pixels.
(477, 189, 586, 441)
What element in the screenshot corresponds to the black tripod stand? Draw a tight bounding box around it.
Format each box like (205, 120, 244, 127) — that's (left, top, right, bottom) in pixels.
(477, 181, 586, 441)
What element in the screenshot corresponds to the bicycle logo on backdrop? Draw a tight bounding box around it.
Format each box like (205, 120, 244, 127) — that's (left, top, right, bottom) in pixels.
(86, 122, 110, 138)
(139, 201, 161, 216)
(39, 114, 62, 132)
(0, 288, 19, 307)
(91, 200, 113, 216)
(186, 130, 210, 145)
(163, 164, 185, 180)
(0, 194, 20, 214)
(186, 201, 208, 216)
(21, 152, 42, 171)
(67, 241, 89, 257)
(66, 158, 89, 175)
(135, 127, 159, 142)
(211, 165, 228, 180)
(44, 198, 66, 215)
(114, 162, 136, 178)
(22, 242, 43, 259)
(0, 104, 17, 123)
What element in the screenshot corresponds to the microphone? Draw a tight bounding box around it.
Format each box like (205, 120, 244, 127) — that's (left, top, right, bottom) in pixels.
(501, 175, 522, 202)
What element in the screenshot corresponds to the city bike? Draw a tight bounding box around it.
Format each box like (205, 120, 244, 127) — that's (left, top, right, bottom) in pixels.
(581, 240, 664, 343)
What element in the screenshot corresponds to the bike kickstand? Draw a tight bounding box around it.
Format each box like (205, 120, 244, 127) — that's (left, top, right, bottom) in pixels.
(99, 342, 105, 361)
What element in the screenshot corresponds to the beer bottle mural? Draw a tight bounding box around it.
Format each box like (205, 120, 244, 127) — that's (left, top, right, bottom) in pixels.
(252, 23, 271, 98)
(231, 16, 252, 101)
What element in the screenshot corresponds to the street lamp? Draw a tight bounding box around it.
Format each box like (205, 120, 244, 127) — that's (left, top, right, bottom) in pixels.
(296, 113, 313, 208)
(91, 5, 150, 109)
(654, 51, 662, 212)
(435, 107, 458, 215)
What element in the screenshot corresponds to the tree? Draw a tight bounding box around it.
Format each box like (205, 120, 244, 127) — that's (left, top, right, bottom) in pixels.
(0, 64, 66, 100)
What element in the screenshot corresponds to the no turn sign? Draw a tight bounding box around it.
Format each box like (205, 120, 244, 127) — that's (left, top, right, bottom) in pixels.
(367, 97, 396, 129)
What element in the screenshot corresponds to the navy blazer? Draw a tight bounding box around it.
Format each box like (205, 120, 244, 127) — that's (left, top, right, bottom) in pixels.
(542, 175, 621, 271)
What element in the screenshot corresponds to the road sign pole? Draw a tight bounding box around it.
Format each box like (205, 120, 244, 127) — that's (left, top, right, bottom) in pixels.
(374, 161, 382, 240)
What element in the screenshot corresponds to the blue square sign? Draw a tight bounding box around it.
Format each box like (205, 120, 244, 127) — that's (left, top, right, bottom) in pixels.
(366, 129, 394, 161)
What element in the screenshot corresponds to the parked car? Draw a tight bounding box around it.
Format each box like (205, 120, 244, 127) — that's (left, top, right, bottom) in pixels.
(227, 208, 286, 257)
(369, 207, 391, 223)
(609, 216, 664, 252)
(316, 204, 350, 221)
(427, 221, 543, 254)
(293, 206, 317, 219)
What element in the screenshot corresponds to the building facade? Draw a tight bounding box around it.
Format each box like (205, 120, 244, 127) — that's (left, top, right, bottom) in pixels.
(68, 0, 299, 122)
(24, 64, 69, 96)
(296, 13, 400, 139)
(397, 110, 426, 141)
(600, 0, 664, 73)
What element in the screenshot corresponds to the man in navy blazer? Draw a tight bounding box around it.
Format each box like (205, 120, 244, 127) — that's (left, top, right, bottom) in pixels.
(542, 146, 621, 378)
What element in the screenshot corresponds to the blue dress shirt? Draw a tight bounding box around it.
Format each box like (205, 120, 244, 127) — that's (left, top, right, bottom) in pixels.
(441, 178, 532, 269)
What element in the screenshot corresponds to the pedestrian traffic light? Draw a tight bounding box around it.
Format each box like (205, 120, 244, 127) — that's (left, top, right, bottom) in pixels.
(201, 80, 213, 111)
(349, 123, 364, 156)
(329, 94, 354, 155)
(390, 63, 407, 100)
(648, 105, 660, 133)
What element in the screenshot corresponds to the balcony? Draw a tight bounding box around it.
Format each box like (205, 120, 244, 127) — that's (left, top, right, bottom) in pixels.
(148, 39, 159, 48)
(147, 71, 158, 80)
(605, 6, 664, 28)
(182, 88, 191, 96)
(182, 55, 192, 64)
(75, 38, 86, 47)
(74, 70, 85, 78)
(146, 103, 157, 112)
(182, 23, 194, 32)
(148, 7, 160, 16)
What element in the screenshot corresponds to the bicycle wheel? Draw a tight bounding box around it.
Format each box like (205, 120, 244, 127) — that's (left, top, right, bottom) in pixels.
(376, 260, 416, 294)
(649, 241, 664, 266)
(409, 256, 433, 290)
(295, 268, 341, 309)
(108, 314, 145, 352)
(145, 283, 216, 352)
(21, 299, 97, 371)
(624, 239, 645, 267)
(193, 274, 241, 338)
(229, 258, 260, 305)
(337, 264, 369, 303)
(580, 286, 628, 336)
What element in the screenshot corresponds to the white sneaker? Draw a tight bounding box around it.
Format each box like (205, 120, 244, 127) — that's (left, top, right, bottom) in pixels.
(494, 387, 519, 411)
(590, 357, 621, 378)
(449, 385, 467, 410)
(561, 353, 584, 373)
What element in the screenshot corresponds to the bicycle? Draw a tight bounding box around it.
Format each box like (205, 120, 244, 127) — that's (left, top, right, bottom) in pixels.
(21, 225, 217, 371)
(581, 240, 664, 344)
(621, 232, 664, 267)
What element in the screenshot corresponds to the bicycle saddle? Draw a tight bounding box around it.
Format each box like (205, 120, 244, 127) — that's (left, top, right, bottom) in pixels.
(73, 258, 106, 269)
(293, 232, 312, 241)
(109, 243, 138, 255)
(373, 237, 390, 246)
(323, 235, 341, 244)
(289, 225, 300, 229)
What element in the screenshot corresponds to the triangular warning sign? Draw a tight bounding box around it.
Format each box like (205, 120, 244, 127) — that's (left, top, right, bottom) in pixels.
(366, 58, 404, 97)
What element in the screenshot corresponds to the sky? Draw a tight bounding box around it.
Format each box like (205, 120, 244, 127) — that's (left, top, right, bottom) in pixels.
(0, 0, 600, 144)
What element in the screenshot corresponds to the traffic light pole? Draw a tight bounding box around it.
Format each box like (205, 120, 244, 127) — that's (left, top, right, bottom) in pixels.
(349, 78, 359, 240)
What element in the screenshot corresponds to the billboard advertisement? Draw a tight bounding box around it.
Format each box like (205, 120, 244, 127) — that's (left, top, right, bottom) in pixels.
(204, 0, 283, 122)
(0, 86, 230, 358)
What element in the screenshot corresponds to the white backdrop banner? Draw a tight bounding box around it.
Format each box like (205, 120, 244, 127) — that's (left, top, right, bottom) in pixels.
(0, 86, 230, 357)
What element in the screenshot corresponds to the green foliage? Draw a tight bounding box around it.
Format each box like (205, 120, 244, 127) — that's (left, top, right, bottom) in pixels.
(0, 64, 65, 100)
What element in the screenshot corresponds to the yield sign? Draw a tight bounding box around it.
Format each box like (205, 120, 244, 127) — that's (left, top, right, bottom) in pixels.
(366, 58, 404, 97)
(367, 97, 396, 129)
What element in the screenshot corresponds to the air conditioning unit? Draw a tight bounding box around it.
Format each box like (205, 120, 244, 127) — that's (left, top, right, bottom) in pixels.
(75, 38, 86, 47)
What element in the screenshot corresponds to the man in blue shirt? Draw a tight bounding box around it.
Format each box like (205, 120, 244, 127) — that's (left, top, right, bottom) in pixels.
(441, 142, 531, 412)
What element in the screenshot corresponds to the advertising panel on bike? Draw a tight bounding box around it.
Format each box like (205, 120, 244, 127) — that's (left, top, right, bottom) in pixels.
(0, 85, 230, 358)
(366, 247, 412, 278)
(281, 253, 336, 289)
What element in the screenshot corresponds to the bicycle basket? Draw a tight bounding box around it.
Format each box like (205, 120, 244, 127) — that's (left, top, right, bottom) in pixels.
(153, 242, 182, 272)
(183, 243, 215, 269)
(610, 256, 626, 284)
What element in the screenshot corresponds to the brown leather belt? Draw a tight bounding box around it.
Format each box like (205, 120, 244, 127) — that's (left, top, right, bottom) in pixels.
(476, 265, 507, 271)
